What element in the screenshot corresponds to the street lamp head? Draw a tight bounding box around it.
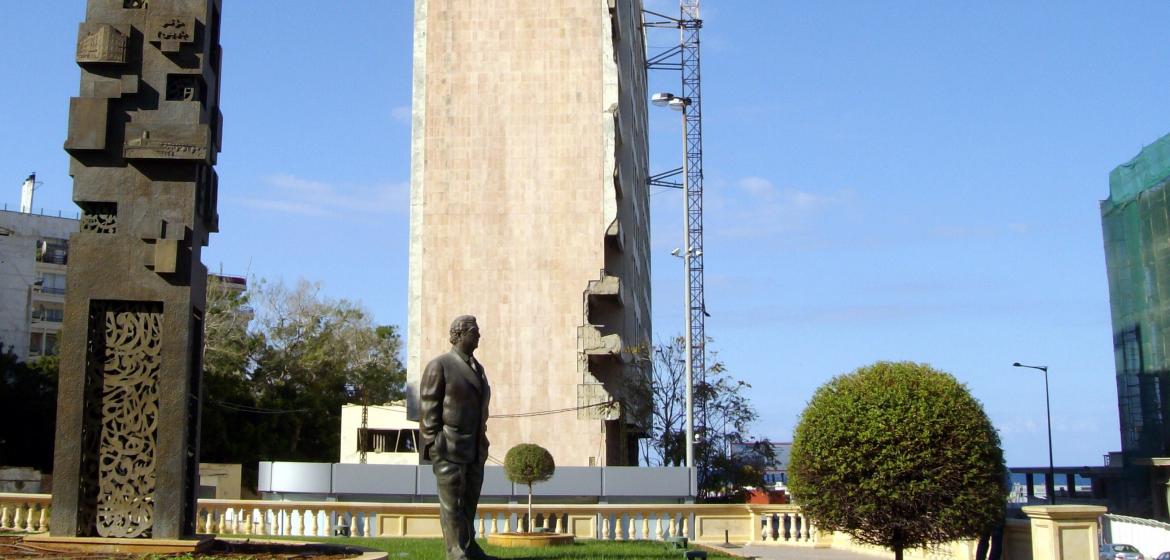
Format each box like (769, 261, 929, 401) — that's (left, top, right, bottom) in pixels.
(651, 92, 676, 107)
(670, 247, 682, 257)
(651, 92, 691, 111)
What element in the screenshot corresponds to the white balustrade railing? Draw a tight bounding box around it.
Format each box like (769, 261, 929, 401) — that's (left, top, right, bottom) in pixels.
(0, 493, 50, 533)
(751, 505, 819, 544)
(0, 493, 815, 546)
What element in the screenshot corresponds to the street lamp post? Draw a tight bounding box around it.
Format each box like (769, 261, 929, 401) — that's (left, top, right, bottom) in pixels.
(1013, 362, 1055, 504)
(669, 246, 700, 471)
(655, 91, 695, 472)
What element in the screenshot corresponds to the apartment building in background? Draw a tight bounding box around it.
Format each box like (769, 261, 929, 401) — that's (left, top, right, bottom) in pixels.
(405, 0, 653, 466)
(0, 205, 78, 360)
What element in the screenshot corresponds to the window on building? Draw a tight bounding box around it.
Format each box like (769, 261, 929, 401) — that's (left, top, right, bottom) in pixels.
(32, 306, 64, 323)
(36, 239, 68, 265)
(356, 428, 419, 454)
(38, 273, 66, 295)
(29, 333, 43, 355)
(44, 334, 58, 355)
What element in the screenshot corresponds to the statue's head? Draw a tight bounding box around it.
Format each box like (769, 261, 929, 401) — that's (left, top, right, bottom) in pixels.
(449, 315, 480, 353)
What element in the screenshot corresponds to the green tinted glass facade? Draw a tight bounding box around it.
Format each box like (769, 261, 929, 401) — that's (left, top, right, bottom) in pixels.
(1101, 132, 1170, 459)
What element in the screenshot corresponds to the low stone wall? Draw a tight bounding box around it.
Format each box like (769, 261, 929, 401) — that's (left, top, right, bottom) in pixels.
(0, 493, 1105, 560)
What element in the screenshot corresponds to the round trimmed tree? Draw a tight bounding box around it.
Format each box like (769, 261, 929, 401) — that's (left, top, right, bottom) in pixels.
(789, 361, 1007, 560)
(504, 443, 556, 532)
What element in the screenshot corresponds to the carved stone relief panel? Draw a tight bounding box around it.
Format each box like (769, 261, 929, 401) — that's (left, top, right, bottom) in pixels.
(80, 202, 118, 234)
(147, 14, 196, 53)
(76, 23, 129, 64)
(84, 300, 164, 538)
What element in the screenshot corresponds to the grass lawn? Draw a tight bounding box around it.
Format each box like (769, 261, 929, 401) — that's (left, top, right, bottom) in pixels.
(226, 535, 732, 559)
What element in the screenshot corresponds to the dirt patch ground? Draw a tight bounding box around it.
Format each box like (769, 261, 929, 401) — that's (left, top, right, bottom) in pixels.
(0, 535, 363, 559)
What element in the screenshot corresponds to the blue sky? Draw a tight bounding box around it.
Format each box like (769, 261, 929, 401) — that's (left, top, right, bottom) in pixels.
(4, 2, 1170, 468)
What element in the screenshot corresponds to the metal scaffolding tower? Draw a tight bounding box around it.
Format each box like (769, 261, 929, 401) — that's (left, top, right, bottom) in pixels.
(646, 1, 705, 470)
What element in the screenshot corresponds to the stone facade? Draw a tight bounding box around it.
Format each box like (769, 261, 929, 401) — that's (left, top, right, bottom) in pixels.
(50, 0, 222, 540)
(406, 0, 652, 466)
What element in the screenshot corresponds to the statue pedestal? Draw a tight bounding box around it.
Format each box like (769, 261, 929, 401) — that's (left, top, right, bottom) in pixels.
(23, 534, 214, 555)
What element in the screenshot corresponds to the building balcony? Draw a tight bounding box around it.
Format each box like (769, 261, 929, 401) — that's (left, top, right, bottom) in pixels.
(32, 287, 66, 303)
(578, 325, 623, 356)
(31, 309, 64, 323)
(586, 272, 622, 307)
(36, 252, 67, 266)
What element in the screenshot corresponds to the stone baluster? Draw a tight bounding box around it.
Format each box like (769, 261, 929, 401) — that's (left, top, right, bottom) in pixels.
(477, 514, 486, 536)
(338, 511, 349, 536)
(290, 508, 303, 536)
(306, 508, 317, 536)
(552, 512, 562, 534)
(0, 504, 9, 530)
(639, 512, 649, 540)
(37, 505, 48, 532)
(323, 509, 334, 536)
(602, 513, 612, 539)
(366, 511, 376, 538)
(263, 508, 274, 535)
(12, 505, 24, 532)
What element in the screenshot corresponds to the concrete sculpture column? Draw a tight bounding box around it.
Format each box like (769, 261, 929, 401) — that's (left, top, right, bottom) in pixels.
(1022, 505, 1106, 560)
(48, 0, 222, 541)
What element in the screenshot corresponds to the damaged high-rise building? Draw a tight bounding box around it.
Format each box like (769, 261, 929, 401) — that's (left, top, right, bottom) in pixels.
(405, 0, 652, 466)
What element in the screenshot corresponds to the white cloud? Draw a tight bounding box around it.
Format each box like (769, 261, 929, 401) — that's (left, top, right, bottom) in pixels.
(931, 222, 1032, 239)
(712, 176, 855, 240)
(391, 105, 411, 124)
(233, 173, 408, 218)
(736, 176, 775, 196)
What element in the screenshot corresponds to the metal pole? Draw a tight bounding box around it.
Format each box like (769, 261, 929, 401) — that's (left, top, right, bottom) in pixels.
(682, 101, 694, 472)
(1013, 362, 1055, 504)
(1043, 367, 1055, 504)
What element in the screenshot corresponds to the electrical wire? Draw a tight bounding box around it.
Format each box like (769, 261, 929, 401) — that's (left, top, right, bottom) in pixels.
(208, 399, 312, 414)
(491, 400, 616, 419)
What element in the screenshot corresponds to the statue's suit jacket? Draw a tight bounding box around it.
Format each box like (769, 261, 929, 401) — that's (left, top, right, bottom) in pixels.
(418, 349, 490, 465)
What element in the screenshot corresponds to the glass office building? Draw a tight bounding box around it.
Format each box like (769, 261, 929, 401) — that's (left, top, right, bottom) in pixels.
(1101, 131, 1170, 518)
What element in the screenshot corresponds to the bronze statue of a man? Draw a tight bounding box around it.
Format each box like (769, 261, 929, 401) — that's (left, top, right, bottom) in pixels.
(419, 315, 491, 560)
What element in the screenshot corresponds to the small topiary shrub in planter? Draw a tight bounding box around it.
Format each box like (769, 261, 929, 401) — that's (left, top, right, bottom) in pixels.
(503, 443, 555, 533)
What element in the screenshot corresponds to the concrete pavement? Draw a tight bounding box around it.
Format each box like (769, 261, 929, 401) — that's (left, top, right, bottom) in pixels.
(704, 544, 885, 560)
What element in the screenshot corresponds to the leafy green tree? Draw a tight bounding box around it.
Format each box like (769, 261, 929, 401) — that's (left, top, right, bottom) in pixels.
(200, 277, 406, 467)
(503, 443, 556, 532)
(789, 361, 1007, 560)
(640, 336, 770, 501)
(0, 346, 57, 471)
